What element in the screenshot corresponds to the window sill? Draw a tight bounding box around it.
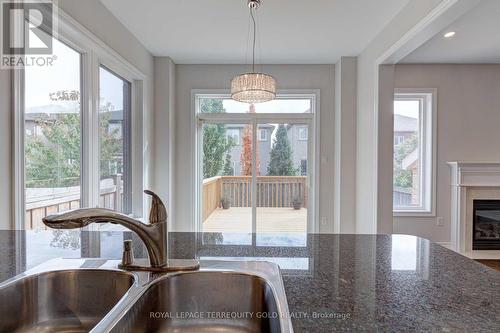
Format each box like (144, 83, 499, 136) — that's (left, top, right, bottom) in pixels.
(393, 211, 435, 218)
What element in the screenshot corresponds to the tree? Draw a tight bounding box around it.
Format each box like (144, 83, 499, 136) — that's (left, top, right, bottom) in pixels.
(25, 90, 123, 187)
(267, 124, 296, 176)
(393, 134, 418, 188)
(201, 99, 233, 178)
(25, 113, 81, 186)
(223, 153, 234, 176)
(240, 104, 260, 176)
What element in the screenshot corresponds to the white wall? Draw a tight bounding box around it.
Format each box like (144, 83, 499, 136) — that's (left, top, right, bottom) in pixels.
(168, 64, 335, 232)
(393, 64, 500, 243)
(0, 0, 154, 229)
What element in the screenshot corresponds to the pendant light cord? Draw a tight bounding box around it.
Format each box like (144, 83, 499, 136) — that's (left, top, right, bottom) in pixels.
(250, 6, 256, 73)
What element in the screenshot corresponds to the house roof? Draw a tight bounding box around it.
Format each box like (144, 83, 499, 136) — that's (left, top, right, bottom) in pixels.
(395, 114, 418, 132)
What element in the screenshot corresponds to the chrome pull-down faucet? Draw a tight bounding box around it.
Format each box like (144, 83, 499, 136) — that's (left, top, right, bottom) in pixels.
(42, 190, 199, 272)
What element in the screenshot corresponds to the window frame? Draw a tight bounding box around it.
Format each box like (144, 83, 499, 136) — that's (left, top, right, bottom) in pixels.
(13, 6, 147, 229)
(393, 88, 437, 217)
(192, 90, 321, 234)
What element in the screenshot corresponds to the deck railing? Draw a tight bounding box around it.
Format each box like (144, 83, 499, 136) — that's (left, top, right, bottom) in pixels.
(25, 175, 123, 230)
(202, 176, 308, 222)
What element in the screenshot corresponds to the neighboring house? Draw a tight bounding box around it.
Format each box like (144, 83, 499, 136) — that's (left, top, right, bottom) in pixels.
(394, 114, 417, 145)
(287, 124, 309, 176)
(402, 149, 420, 205)
(226, 124, 309, 176)
(393, 113, 419, 206)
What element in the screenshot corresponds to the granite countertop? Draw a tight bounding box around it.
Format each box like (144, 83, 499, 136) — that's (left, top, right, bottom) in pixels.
(0, 230, 499, 332)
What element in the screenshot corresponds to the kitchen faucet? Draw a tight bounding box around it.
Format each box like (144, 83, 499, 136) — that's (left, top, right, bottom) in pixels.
(42, 190, 199, 272)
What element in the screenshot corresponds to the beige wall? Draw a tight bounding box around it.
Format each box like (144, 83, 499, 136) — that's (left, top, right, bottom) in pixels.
(393, 64, 500, 242)
(0, 0, 154, 229)
(169, 64, 335, 232)
(334, 57, 357, 233)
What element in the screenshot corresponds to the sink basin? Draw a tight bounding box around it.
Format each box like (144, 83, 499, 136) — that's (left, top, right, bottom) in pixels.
(0, 269, 134, 333)
(111, 271, 282, 333)
(0, 259, 292, 333)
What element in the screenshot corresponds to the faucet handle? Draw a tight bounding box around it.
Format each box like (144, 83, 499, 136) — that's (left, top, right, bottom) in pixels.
(121, 240, 134, 266)
(144, 190, 167, 224)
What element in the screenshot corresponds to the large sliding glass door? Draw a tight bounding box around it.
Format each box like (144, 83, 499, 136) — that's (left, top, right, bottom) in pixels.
(196, 94, 315, 243)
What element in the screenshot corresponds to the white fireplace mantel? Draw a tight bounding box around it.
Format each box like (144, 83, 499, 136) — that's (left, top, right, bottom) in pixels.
(448, 162, 500, 258)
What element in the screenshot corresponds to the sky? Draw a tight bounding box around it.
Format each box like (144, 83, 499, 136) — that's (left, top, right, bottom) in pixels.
(25, 31, 124, 113)
(223, 99, 311, 114)
(394, 100, 419, 119)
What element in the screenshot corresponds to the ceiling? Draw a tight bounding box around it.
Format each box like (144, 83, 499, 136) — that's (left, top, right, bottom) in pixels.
(402, 0, 500, 64)
(100, 0, 408, 64)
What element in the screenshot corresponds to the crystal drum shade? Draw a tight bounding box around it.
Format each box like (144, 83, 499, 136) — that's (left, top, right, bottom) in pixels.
(230, 73, 277, 104)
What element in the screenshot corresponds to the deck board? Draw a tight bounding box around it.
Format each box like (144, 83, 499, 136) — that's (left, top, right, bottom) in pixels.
(203, 207, 307, 233)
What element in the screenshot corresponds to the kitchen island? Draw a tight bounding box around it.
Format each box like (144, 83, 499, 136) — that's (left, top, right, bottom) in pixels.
(0, 231, 499, 332)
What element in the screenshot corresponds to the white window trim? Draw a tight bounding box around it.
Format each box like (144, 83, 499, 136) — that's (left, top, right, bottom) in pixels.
(393, 88, 437, 217)
(13, 5, 147, 229)
(191, 89, 321, 233)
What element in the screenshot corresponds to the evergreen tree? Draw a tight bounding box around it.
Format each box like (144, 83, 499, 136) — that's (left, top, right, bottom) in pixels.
(267, 124, 296, 176)
(222, 153, 234, 176)
(201, 99, 233, 178)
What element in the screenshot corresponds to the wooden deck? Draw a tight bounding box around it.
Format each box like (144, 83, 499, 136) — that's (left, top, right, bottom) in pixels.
(203, 207, 307, 233)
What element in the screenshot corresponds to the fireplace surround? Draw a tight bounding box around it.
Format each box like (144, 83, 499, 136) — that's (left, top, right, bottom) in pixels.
(448, 162, 500, 257)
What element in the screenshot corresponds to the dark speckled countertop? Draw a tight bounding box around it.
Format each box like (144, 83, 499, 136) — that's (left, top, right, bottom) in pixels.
(0, 231, 499, 332)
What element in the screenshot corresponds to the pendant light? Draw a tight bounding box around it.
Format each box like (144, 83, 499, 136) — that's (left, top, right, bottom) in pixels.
(231, 0, 277, 104)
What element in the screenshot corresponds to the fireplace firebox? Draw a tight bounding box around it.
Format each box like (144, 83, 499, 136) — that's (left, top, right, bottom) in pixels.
(473, 200, 500, 250)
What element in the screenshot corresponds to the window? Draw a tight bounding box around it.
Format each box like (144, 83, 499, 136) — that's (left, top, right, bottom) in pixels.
(15, 15, 146, 230)
(258, 129, 268, 141)
(99, 66, 132, 214)
(24, 36, 82, 230)
(226, 129, 240, 145)
(195, 93, 317, 242)
(298, 127, 308, 140)
(393, 89, 436, 215)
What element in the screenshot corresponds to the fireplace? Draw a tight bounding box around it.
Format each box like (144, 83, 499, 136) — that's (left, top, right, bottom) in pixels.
(473, 200, 500, 250)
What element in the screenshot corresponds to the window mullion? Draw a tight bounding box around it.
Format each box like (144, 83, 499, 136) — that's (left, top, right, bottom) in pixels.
(82, 51, 100, 209)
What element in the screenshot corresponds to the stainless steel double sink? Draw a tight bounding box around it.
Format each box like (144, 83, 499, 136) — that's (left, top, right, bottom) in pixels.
(0, 259, 293, 333)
